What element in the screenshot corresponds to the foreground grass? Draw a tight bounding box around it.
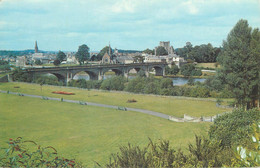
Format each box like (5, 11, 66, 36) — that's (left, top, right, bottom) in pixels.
(0, 82, 230, 117)
(0, 93, 211, 166)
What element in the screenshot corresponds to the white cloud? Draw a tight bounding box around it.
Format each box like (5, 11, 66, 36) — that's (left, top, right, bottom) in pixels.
(111, 0, 136, 13)
(0, 0, 259, 50)
(181, 0, 199, 15)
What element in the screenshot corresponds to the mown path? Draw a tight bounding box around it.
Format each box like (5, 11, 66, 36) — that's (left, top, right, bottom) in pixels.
(0, 90, 170, 120)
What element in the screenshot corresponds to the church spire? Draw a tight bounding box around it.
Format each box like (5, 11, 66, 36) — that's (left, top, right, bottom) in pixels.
(108, 41, 111, 56)
(35, 41, 38, 53)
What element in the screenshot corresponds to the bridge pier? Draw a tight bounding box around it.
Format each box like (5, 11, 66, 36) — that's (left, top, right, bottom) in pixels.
(98, 70, 104, 80)
(123, 69, 129, 80)
(66, 72, 73, 85)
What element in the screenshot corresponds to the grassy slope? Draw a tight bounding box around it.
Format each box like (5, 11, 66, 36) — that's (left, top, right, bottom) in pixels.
(0, 82, 230, 117)
(0, 93, 210, 166)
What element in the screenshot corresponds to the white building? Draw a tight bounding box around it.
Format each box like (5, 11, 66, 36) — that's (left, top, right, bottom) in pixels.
(66, 53, 78, 64)
(16, 56, 26, 67)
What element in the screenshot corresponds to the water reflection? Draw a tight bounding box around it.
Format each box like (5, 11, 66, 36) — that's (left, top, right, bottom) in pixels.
(172, 77, 206, 86)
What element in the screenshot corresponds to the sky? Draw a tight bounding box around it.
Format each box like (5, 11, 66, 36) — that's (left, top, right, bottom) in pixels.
(0, 0, 259, 51)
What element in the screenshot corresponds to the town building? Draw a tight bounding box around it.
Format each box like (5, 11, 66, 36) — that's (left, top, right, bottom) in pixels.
(16, 56, 26, 67)
(116, 56, 134, 64)
(66, 52, 78, 64)
(154, 41, 174, 55)
(142, 41, 187, 67)
(101, 43, 117, 64)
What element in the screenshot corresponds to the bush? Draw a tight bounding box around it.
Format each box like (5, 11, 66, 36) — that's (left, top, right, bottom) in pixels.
(180, 64, 202, 77)
(100, 76, 126, 91)
(34, 75, 63, 86)
(125, 76, 146, 93)
(160, 78, 173, 89)
(53, 59, 61, 66)
(0, 137, 82, 167)
(12, 68, 33, 82)
(209, 108, 260, 148)
(104, 136, 234, 167)
(189, 86, 210, 98)
(0, 60, 10, 71)
(165, 65, 179, 75)
(35, 59, 43, 65)
(187, 78, 195, 86)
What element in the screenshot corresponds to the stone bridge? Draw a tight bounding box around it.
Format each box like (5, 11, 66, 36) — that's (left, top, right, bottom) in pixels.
(24, 62, 167, 84)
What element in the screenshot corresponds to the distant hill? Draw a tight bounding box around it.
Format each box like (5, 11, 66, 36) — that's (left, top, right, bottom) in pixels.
(117, 49, 141, 53)
(0, 48, 141, 57)
(0, 50, 57, 57)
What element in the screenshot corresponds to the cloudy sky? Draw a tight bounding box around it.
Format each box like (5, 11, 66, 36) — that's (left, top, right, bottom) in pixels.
(0, 0, 259, 51)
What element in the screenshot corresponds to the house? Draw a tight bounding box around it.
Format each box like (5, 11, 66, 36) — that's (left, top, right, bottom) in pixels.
(116, 56, 134, 64)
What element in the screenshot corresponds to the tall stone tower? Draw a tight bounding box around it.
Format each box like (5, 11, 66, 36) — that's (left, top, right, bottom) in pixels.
(35, 41, 38, 53)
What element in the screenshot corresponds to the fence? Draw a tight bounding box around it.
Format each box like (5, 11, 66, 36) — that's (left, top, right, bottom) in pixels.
(168, 112, 231, 123)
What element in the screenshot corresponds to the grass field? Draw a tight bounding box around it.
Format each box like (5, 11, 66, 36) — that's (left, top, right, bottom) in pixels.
(0, 93, 211, 166)
(195, 63, 220, 69)
(0, 82, 230, 117)
(0, 72, 9, 78)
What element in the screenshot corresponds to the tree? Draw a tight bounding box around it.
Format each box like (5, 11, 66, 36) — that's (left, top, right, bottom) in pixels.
(53, 59, 60, 66)
(100, 76, 126, 91)
(187, 78, 195, 86)
(133, 56, 145, 63)
(175, 42, 193, 59)
(189, 43, 216, 63)
(156, 46, 168, 56)
(75, 44, 90, 65)
(35, 60, 43, 65)
(143, 48, 154, 55)
(90, 55, 98, 61)
(172, 65, 179, 75)
(97, 46, 112, 61)
(56, 51, 66, 62)
(217, 19, 260, 109)
(180, 64, 201, 76)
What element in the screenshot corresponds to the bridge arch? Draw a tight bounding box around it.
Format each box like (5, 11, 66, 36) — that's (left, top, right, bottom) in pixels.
(111, 69, 123, 76)
(35, 72, 66, 83)
(102, 68, 123, 77)
(151, 66, 164, 76)
(72, 70, 98, 80)
(33, 72, 66, 84)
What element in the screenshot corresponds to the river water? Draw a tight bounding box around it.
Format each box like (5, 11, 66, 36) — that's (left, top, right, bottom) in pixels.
(73, 74, 206, 86)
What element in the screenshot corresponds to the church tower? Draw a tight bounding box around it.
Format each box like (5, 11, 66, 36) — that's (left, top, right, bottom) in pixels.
(35, 41, 38, 53)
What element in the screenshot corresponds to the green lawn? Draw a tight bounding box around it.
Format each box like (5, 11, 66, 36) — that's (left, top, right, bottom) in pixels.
(0, 72, 9, 78)
(195, 63, 220, 69)
(0, 82, 230, 117)
(0, 93, 211, 166)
